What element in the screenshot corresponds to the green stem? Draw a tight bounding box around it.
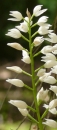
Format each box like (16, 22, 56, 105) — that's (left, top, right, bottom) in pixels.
(35, 79, 40, 87)
(38, 100, 42, 106)
(41, 109, 48, 119)
(22, 70, 32, 77)
(21, 34, 29, 42)
(35, 65, 44, 72)
(34, 51, 41, 58)
(31, 31, 38, 38)
(31, 23, 37, 28)
(30, 14, 34, 21)
(29, 19, 43, 130)
(28, 106, 36, 112)
(28, 114, 38, 124)
(24, 84, 33, 91)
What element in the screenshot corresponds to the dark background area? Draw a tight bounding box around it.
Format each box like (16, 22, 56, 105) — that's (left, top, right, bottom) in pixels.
(0, 0, 57, 123)
(0, 0, 57, 61)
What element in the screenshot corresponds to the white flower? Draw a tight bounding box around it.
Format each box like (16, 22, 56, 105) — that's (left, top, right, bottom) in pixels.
(44, 60, 57, 68)
(9, 100, 27, 109)
(37, 69, 46, 77)
(41, 53, 56, 62)
(21, 50, 30, 64)
(24, 17, 29, 23)
(43, 104, 49, 109)
(39, 75, 56, 84)
(37, 87, 49, 102)
(38, 24, 52, 35)
(53, 44, 57, 50)
(6, 66, 22, 73)
(49, 99, 57, 109)
(40, 23, 51, 29)
(43, 104, 57, 115)
(51, 65, 57, 74)
(16, 22, 28, 33)
(18, 108, 28, 116)
(9, 100, 28, 116)
(16, 17, 32, 33)
(52, 44, 57, 54)
(38, 71, 51, 77)
(43, 119, 57, 128)
(33, 5, 47, 17)
(8, 11, 23, 21)
(41, 45, 53, 54)
(7, 43, 23, 50)
(37, 16, 48, 26)
(49, 108, 57, 114)
(52, 50, 57, 54)
(43, 99, 57, 113)
(33, 36, 44, 47)
(37, 69, 52, 77)
(6, 79, 24, 87)
(49, 85, 57, 96)
(45, 33, 57, 43)
(6, 28, 21, 39)
(24, 17, 33, 25)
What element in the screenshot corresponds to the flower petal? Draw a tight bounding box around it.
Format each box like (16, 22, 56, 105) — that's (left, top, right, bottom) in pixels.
(6, 79, 24, 87)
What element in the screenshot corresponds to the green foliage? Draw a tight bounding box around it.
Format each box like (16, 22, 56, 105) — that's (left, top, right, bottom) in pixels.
(0, 0, 57, 60)
(38, 0, 57, 22)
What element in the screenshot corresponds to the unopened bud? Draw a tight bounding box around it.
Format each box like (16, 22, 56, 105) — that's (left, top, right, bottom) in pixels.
(26, 8, 31, 18)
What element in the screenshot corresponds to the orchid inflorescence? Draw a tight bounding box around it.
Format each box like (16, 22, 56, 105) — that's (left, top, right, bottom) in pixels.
(6, 5, 57, 130)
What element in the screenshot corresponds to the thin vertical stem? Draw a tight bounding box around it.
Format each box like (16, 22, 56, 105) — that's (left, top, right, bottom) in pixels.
(28, 19, 43, 130)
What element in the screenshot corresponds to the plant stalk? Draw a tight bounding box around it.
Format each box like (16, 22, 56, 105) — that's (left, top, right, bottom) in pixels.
(28, 18, 43, 130)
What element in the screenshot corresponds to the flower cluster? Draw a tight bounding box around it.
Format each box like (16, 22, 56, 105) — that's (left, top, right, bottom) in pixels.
(6, 5, 57, 130)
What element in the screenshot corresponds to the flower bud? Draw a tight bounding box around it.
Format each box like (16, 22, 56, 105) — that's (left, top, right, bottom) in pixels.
(9, 100, 27, 109)
(53, 44, 57, 50)
(41, 53, 56, 62)
(38, 71, 51, 78)
(21, 50, 30, 64)
(38, 24, 52, 35)
(16, 22, 28, 33)
(52, 50, 57, 54)
(37, 69, 46, 77)
(33, 5, 47, 17)
(49, 99, 57, 109)
(43, 104, 57, 115)
(37, 87, 49, 102)
(26, 8, 31, 18)
(49, 85, 57, 95)
(8, 11, 23, 21)
(44, 60, 57, 68)
(51, 65, 57, 74)
(33, 36, 44, 47)
(6, 66, 22, 73)
(41, 45, 53, 54)
(43, 119, 57, 128)
(6, 28, 21, 39)
(6, 79, 24, 87)
(7, 43, 23, 50)
(45, 33, 57, 43)
(49, 108, 57, 115)
(37, 16, 48, 26)
(18, 108, 28, 116)
(24, 17, 32, 26)
(39, 75, 56, 84)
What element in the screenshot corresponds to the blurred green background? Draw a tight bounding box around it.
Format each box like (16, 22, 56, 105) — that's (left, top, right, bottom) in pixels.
(0, 0, 57, 60)
(0, 0, 57, 129)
